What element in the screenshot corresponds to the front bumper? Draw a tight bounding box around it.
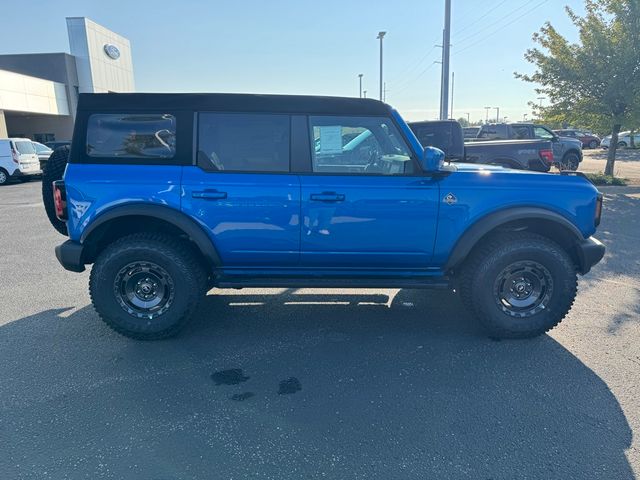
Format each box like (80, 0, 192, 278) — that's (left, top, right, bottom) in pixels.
(55, 240, 86, 273)
(576, 237, 605, 275)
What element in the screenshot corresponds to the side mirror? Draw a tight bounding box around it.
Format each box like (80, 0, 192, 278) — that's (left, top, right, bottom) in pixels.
(419, 146, 445, 172)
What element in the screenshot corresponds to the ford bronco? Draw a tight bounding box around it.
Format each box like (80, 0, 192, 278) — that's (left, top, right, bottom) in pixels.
(43, 93, 605, 340)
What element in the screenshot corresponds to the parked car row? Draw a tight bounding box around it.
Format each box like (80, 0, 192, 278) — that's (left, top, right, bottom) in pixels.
(553, 129, 601, 149)
(601, 131, 640, 149)
(0, 138, 70, 185)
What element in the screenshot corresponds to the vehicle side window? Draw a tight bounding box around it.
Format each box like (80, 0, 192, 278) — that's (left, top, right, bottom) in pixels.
(86, 114, 176, 159)
(512, 126, 529, 139)
(309, 116, 414, 175)
(197, 113, 290, 173)
(533, 126, 555, 140)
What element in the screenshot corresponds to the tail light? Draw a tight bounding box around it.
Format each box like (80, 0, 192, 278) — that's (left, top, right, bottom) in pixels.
(53, 180, 67, 221)
(539, 149, 554, 164)
(10, 146, 19, 164)
(595, 193, 603, 227)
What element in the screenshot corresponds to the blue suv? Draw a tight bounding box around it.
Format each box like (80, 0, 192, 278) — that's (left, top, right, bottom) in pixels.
(43, 93, 605, 340)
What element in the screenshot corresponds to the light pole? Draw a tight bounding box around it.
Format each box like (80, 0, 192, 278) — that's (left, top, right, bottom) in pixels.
(484, 106, 491, 123)
(523, 113, 528, 121)
(377, 31, 386, 101)
(494, 107, 500, 123)
(465, 112, 470, 123)
(363, 90, 367, 99)
(537, 96, 545, 108)
(439, 0, 452, 120)
(504, 116, 508, 123)
(358, 74, 363, 98)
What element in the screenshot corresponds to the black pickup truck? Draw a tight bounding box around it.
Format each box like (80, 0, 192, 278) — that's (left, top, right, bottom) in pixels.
(475, 123, 583, 170)
(409, 120, 555, 171)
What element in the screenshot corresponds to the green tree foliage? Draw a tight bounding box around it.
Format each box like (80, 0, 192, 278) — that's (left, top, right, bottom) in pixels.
(516, 0, 640, 175)
(456, 117, 470, 127)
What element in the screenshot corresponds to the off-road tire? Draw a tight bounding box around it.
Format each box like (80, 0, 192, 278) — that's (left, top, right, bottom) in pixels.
(89, 233, 206, 340)
(41, 146, 70, 235)
(458, 232, 577, 339)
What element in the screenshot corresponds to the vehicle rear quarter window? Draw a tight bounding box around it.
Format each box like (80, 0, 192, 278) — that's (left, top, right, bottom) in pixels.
(14, 141, 36, 154)
(86, 114, 176, 159)
(197, 113, 290, 172)
(309, 116, 414, 175)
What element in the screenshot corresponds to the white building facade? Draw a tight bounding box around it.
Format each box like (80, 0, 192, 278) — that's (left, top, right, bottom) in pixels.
(0, 17, 134, 142)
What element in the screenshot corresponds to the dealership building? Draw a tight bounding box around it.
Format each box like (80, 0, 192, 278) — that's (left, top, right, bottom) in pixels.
(0, 17, 134, 142)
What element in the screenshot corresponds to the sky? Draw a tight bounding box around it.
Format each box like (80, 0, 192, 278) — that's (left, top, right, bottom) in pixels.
(0, 0, 586, 122)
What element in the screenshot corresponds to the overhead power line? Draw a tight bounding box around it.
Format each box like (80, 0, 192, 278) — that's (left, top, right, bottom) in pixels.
(453, 0, 537, 48)
(452, 0, 509, 36)
(453, 0, 550, 56)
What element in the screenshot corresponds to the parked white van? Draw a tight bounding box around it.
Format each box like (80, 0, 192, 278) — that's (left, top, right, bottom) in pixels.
(0, 138, 41, 185)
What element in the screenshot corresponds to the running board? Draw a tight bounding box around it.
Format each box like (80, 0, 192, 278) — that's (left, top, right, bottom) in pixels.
(215, 277, 451, 289)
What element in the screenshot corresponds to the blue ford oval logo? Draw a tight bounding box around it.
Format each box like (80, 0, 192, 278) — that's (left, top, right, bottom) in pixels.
(103, 44, 120, 60)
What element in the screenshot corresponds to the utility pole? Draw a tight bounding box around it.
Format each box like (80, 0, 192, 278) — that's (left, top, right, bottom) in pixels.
(450, 72, 455, 119)
(439, 0, 452, 120)
(494, 107, 500, 123)
(358, 73, 363, 98)
(465, 112, 470, 123)
(377, 31, 386, 101)
(363, 90, 367, 99)
(484, 106, 491, 123)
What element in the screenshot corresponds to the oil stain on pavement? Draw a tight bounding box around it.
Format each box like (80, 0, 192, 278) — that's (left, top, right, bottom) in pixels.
(278, 377, 302, 395)
(231, 392, 255, 401)
(211, 368, 250, 385)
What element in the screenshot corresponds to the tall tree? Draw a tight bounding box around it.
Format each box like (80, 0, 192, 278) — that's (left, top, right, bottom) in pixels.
(516, 0, 640, 175)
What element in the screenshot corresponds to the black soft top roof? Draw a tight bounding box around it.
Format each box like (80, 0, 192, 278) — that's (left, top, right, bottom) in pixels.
(77, 93, 392, 116)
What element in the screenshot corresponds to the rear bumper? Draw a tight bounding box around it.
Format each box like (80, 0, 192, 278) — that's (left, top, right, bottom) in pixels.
(576, 237, 605, 275)
(11, 168, 42, 177)
(55, 240, 86, 273)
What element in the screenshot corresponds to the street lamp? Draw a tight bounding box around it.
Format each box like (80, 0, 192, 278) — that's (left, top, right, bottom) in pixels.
(358, 73, 363, 98)
(465, 113, 470, 123)
(537, 97, 545, 108)
(363, 90, 367, 99)
(494, 107, 500, 123)
(377, 31, 386, 101)
(484, 106, 491, 123)
(523, 113, 528, 121)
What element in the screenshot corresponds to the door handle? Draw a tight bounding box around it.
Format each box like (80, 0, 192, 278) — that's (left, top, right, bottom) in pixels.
(192, 190, 227, 200)
(310, 192, 345, 202)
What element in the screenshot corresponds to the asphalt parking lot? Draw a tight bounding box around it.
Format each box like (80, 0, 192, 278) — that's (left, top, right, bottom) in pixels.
(1, 180, 639, 480)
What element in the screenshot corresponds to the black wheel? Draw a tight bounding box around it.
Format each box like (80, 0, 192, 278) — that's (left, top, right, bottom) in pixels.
(617, 141, 627, 148)
(89, 233, 206, 340)
(41, 146, 70, 235)
(560, 152, 580, 171)
(588, 140, 598, 149)
(0, 168, 9, 185)
(458, 232, 577, 339)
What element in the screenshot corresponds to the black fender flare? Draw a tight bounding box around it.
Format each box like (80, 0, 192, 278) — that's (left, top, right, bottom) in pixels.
(444, 207, 584, 271)
(80, 203, 222, 267)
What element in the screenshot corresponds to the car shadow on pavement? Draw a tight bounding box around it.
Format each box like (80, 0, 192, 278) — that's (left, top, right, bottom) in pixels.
(0, 289, 634, 479)
(589, 186, 640, 333)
